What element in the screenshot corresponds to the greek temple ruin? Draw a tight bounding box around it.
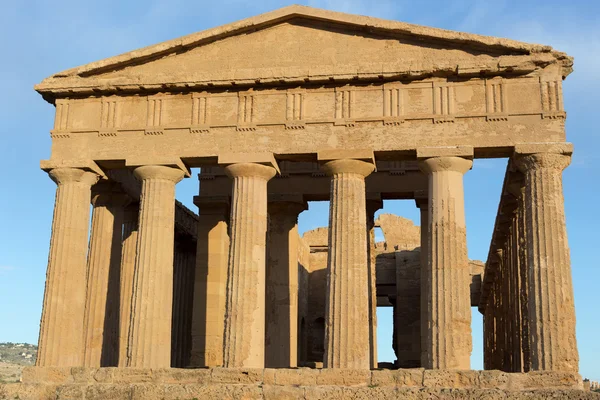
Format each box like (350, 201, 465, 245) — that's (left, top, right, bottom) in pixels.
(12, 4, 591, 399)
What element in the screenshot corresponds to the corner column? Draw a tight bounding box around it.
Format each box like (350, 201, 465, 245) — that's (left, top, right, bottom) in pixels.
(418, 153, 472, 370)
(83, 183, 129, 367)
(265, 197, 307, 368)
(190, 197, 230, 367)
(37, 167, 99, 367)
(118, 203, 139, 367)
(366, 196, 382, 370)
(127, 165, 185, 368)
(222, 162, 277, 368)
(322, 158, 375, 369)
(415, 191, 429, 368)
(515, 146, 579, 372)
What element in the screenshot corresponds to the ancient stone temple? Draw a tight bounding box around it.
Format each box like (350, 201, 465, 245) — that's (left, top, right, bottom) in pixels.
(5, 5, 595, 399)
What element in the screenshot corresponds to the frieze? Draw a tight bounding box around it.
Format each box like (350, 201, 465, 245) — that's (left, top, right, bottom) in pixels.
(49, 77, 563, 142)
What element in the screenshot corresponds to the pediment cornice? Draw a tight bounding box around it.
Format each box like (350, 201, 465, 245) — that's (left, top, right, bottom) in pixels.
(35, 5, 572, 103)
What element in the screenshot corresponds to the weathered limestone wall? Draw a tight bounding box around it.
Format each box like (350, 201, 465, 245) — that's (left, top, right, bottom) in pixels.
(4, 367, 592, 400)
(300, 214, 483, 368)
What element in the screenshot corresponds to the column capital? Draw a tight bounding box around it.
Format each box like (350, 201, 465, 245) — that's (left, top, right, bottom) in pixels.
(133, 165, 186, 183)
(414, 190, 428, 209)
(224, 162, 277, 181)
(194, 195, 231, 217)
(418, 157, 472, 174)
(49, 167, 99, 186)
(268, 197, 308, 217)
(515, 153, 571, 173)
(91, 181, 131, 207)
(322, 159, 375, 177)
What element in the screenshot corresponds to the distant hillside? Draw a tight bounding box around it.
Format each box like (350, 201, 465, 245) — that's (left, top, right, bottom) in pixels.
(0, 343, 37, 384)
(0, 343, 37, 366)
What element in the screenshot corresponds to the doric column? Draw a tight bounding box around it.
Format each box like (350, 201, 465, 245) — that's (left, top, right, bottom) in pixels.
(265, 197, 307, 368)
(190, 197, 230, 367)
(222, 163, 277, 368)
(415, 191, 429, 368)
(366, 196, 382, 370)
(517, 183, 531, 372)
(118, 203, 139, 367)
(418, 155, 472, 370)
(127, 165, 185, 368)
(83, 183, 129, 367)
(322, 159, 375, 369)
(515, 148, 579, 372)
(171, 237, 196, 367)
(37, 167, 99, 367)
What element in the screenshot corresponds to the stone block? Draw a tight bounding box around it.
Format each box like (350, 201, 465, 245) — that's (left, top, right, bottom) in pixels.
(92, 367, 115, 383)
(84, 384, 133, 400)
(478, 370, 510, 390)
(304, 385, 344, 400)
(510, 371, 581, 390)
(263, 368, 276, 385)
(422, 370, 479, 388)
(55, 384, 86, 400)
(263, 385, 305, 399)
(210, 367, 264, 384)
(343, 386, 402, 400)
(370, 369, 423, 387)
(317, 369, 370, 386)
(70, 367, 95, 383)
(130, 383, 164, 400)
(151, 368, 211, 384)
(21, 366, 72, 384)
(275, 368, 319, 386)
(111, 368, 154, 383)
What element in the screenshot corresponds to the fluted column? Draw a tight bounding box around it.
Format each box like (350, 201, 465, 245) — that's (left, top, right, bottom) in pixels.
(37, 168, 99, 367)
(222, 163, 276, 368)
(127, 165, 185, 368)
(83, 184, 129, 367)
(171, 238, 196, 367)
(265, 200, 307, 368)
(118, 203, 139, 367)
(366, 197, 382, 370)
(517, 184, 531, 372)
(515, 152, 579, 372)
(323, 159, 374, 369)
(190, 198, 230, 367)
(418, 156, 472, 370)
(415, 193, 429, 368)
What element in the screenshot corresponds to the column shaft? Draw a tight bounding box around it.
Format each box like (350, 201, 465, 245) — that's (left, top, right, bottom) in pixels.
(416, 197, 429, 368)
(265, 201, 306, 368)
(127, 165, 184, 368)
(83, 186, 127, 367)
(516, 153, 579, 372)
(190, 201, 230, 367)
(517, 187, 531, 372)
(222, 163, 276, 368)
(118, 204, 139, 367)
(171, 240, 196, 367)
(323, 159, 374, 369)
(37, 168, 98, 367)
(366, 199, 382, 370)
(419, 156, 472, 370)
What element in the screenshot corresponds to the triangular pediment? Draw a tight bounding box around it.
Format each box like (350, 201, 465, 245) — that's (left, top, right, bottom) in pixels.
(36, 5, 571, 102)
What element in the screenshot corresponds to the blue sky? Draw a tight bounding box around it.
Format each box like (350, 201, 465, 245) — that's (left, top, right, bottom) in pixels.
(0, 0, 598, 378)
